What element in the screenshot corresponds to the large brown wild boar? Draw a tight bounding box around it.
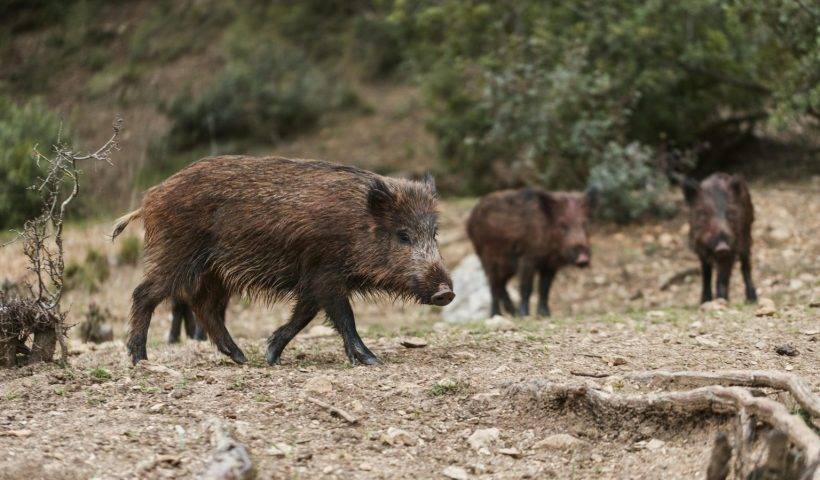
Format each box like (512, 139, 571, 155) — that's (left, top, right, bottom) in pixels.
(682, 172, 757, 303)
(467, 188, 595, 317)
(112, 156, 454, 366)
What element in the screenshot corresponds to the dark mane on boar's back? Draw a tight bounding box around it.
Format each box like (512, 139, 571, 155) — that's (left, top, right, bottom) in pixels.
(114, 155, 453, 366)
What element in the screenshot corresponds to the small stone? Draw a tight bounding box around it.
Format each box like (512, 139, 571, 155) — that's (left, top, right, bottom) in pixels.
(304, 375, 333, 395)
(484, 316, 517, 332)
(646, 310, 666, 319)
(149, 403, 165, 413)
(646, 438, 665, 451)
(141, 363, 183, 378)
(789, 279, 805, 290)
(690, 320, 703, 330)
(784, 364, 794, 371)
(700, 299, 727, 312)
(658, 233, 674, 246)
(359, 463, 373, 471)
(608, 356, 627, 366)
(467, 428, 500, 454)
(533, 433, 586, 451)
(498, 447, 522, 458)
(0, 429, 32, 437)
(399, 337, 428, 348)
(381, 427, 416, 446)
(769, 226, 791, 242)
(452, 351, 477, 360)
(754, 341, 766, 350)
(775, 344, 798, 357)
(268, 442, 293, 457)
(695, 336, 720, 348)
(755, 298, 776, 317)
(442, 466, 469, 480)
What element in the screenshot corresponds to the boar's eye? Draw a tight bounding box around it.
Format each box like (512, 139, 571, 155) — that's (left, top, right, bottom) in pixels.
(397, 229, 412, 245)
(559, 223, 569, 234)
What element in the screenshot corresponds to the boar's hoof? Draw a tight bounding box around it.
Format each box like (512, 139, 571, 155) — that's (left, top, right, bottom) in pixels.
(745, 289, 758, 303)
(537, 307, 551, 317)
(228, 349, 247, 365)
(347, 345, 381, 366)
(128, 343, 148, 365)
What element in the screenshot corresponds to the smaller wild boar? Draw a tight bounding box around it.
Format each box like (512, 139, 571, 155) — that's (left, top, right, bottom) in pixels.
(682, 173, 757, 303)
(467, 188, 596, 317)
(167, 298, 207, 343)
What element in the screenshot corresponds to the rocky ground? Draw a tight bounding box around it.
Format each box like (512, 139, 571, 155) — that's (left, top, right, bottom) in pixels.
(0, 180, 818, 479)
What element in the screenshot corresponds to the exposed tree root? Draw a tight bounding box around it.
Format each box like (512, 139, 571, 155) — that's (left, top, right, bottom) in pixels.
(623, 370, 820, 419)
(506, 380, 820, 479)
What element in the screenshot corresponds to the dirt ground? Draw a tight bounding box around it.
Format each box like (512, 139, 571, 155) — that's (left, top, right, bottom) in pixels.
(0, 180, 818, 479)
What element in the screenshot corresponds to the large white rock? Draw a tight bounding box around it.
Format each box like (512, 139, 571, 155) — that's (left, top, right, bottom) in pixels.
(441, 254, 519, 323)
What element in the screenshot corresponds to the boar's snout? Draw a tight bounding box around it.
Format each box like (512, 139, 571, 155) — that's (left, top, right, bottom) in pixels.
(575, 252, 590, 268)
(713, 240, 731, 258)
(430, 284, 455, 306)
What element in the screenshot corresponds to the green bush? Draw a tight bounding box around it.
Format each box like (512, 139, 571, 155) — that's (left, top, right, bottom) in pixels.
(163, 45, 354, 152)
(64, 248, 110, 292)
(0, 97, 63, 229)
(116, 235, 142, 266)
(588, 142, 676, 224)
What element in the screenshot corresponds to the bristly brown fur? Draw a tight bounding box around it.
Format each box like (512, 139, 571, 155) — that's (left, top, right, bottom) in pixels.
(467, 187, 593, 317)
(120, 155, 451, 366)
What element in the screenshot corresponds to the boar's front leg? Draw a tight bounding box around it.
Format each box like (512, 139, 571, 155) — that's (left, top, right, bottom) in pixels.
(536, 267, 556, 316)
(517, 262, 535, 316)
(266, 298, 320, 365)
(715, 259, 733, 301)
(740, 251, 757, 303)
(699, 256, 713, 304)
(324, 297, 379, 365)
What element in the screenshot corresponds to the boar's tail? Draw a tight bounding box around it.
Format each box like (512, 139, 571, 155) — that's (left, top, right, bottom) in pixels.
(111, 209, 142, 240)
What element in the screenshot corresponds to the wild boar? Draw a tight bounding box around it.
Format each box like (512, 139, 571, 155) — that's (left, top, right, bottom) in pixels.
(112, 156, 453, 366)
(682, 173, 757, 303)
(467, 188, 595, 317)
(167, 298, 207, 343)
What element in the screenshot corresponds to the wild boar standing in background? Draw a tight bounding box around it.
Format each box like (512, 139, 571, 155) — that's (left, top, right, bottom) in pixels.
(112, 156, 454, 366)
(682, 173, 757, 303)
(467, 188, 595, 317)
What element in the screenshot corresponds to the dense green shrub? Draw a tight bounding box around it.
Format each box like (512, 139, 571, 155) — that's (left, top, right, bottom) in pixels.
(64, 248, 110, 293)
(588, 142, 676, 223)
(163, 46, 358, 152)
(0, 97, 63, 229)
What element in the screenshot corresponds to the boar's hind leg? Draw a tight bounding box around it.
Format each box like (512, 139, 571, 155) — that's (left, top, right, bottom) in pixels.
(186, 303, 210, 341)
(324, 297, 379, 365)
(536, 267, 556, 317)
(699, 256, 713, 304)
(127, 278, 168, 364)
(490, 280, 515, 317)
(191, 277, 246, 364)
(168, 298, 194, 344)
(715, 259, 733, 301)
(517, 263, 535, 316)
(266, 298, 320, 365)
(740, 252, 757, 302)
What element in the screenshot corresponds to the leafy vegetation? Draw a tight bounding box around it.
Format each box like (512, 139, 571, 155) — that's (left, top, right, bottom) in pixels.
(0, 97, 63, 229)
(64, 248, 110, 292)
(1, 0, 817, 222)
(116, 234, 142, 266)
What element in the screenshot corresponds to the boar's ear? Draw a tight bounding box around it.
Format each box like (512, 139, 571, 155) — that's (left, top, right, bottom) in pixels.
(584, 186, 599, 210)
(682, 177, 700, 205)
(422, 172, 438, 197)
(536, 191, 557, 218)
(367, 177, 395, 217)
(729, 175, 745, 197)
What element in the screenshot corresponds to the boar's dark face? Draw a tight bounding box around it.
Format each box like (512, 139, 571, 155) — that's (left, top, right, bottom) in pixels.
(683, 178, 737, 259)
(367, 176, 454, 306)
(539, 190, 594, 267)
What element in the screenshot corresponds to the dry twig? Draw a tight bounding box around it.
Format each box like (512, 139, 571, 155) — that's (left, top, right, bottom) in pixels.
(306, 396, 359, 424)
